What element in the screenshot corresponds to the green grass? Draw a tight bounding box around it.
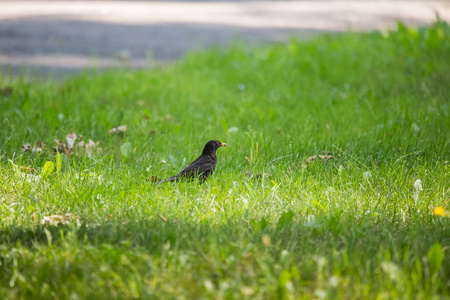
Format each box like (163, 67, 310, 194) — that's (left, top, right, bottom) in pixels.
(1, 21, 450, 299)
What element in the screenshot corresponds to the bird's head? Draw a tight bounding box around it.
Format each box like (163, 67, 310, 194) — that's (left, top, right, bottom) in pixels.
(202, 140, 227, 155)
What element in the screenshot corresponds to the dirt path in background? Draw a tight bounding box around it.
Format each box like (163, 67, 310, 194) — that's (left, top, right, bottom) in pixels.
(0, 1, 449, 78)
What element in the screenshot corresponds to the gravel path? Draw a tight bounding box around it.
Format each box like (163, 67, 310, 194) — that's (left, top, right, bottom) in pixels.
(1, 0, 449, 78)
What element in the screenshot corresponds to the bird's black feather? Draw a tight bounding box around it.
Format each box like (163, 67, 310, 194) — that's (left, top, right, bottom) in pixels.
(156, 140, 226, 184)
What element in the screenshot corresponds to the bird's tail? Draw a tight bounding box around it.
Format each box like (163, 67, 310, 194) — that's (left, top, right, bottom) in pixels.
(154, 176, 179, 184)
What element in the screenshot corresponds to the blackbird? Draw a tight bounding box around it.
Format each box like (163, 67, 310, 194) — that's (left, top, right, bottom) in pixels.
(156, 140, 227, 183)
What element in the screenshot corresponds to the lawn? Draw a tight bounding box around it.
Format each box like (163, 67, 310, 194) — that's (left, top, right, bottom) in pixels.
(0, 21, 449, 299)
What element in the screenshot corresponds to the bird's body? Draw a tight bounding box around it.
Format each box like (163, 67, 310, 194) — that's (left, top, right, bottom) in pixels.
(156, 140, 226, 184)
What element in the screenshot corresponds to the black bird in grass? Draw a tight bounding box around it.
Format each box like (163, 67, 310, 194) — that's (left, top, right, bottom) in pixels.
(156, 140, 227, 184)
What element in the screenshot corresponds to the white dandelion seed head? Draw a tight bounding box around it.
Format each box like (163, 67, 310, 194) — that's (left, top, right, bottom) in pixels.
(413, 179, 422, 192)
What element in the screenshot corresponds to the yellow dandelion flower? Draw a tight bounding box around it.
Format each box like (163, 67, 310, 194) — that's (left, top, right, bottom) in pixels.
(433, 206, 445, 216)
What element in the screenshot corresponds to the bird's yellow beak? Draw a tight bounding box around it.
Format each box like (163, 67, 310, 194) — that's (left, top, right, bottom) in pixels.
(219, 142, 227, 147)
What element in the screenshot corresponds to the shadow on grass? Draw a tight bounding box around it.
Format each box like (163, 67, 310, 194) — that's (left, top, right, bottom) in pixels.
(2, 214, 448, 257)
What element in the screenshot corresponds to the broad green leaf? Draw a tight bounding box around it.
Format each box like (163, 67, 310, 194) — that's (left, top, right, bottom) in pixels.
(41, 161, 55, 178)
(277, 211, 294, 230)
(427, 243, 444, 276)
(44, 228, 52, 246)
(120, 142, 132, 158)
(56, 151, 62, 177)
(260, 217, 269, 230)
